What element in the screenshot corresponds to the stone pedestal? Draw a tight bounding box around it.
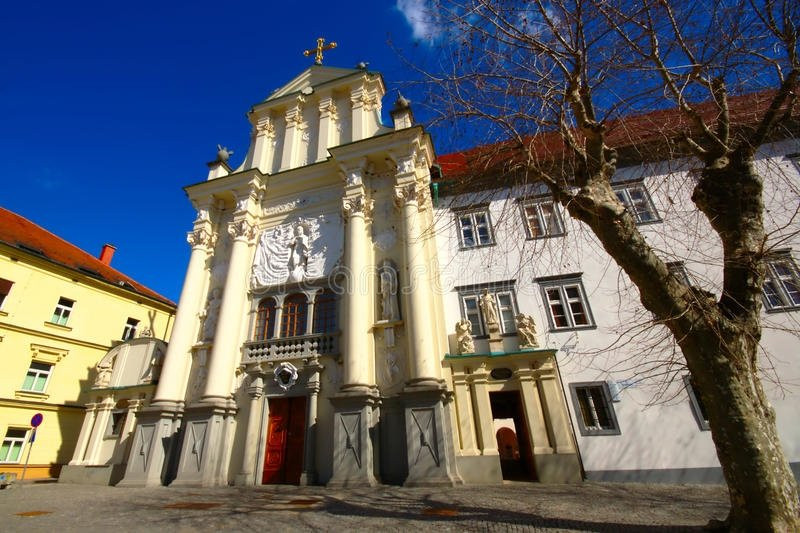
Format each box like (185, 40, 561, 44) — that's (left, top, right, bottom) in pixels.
(169, 399, 237, 487)
(118, 402, 182, 487)
(327, 387, 380, 488)
(401, 382, 461, 487)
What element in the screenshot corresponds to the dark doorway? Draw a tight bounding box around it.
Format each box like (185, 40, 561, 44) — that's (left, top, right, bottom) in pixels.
(490, 391, 536, 481)
(262, 396, 307, 484)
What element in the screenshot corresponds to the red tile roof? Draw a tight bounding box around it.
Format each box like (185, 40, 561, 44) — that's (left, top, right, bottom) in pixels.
(436, 90, 797, 180)
(0, 207, 175, 307)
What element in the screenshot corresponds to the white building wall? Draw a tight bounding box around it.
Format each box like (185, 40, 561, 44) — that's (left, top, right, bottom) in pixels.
(433, 138, 800, 481)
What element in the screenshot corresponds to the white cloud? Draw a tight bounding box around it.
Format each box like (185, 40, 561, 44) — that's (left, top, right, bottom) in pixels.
(396, 0, 441, 42)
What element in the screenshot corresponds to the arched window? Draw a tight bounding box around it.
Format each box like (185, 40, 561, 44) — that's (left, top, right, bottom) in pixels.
(313, 290, 337, 333)
(280, 293, 307, 337)
(254, 298, 277, 340)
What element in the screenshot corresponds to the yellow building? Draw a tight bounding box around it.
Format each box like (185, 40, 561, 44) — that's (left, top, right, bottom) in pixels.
(0, 207, 175, 480)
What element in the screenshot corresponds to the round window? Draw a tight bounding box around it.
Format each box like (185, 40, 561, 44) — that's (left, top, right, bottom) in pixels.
(490, 368, 513, 380)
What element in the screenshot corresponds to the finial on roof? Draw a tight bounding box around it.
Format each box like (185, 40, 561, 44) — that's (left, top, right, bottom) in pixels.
(394, 93, 411, 110)
(303, 37, 338, 65)
(357, 61, 368, 70)
(216, 144, 233, 163)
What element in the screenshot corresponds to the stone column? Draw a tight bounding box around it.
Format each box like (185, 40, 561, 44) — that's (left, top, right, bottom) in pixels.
(85, 399, 114, 464)
(340, 186, 373, 390)
(517, 368, 553, 455)
(328, 183, 380, 488)
(301, 360, 322, 485)
(538, 367, 576, 454)
(394, 178, 439, 386)
(68, 403, 98, 465)
(451, 372, 479, 455)
(235, 368, 265, 486)
(153, 211, 215, 406)
(280, 97, 305, 171)
(317, 96, 336, 162)
(202, 217, 257, 401)
(304, 289, 320, 335)
(470, 370, 498, 455)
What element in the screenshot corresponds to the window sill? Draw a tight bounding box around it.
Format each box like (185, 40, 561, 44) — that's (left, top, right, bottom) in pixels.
(43, 321, 72, 332)
(578, 428, 621, 437)
(549, 325, 597, 333)
(765, 306, 800, 314)
(15, 390, 50, 401)
(634, 218, 662, 226)
(459, 242, 496, 251)
(526, 233, 565, 241)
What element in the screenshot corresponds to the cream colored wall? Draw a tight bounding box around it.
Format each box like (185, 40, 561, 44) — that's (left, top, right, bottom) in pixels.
(0, 248, 174, 477)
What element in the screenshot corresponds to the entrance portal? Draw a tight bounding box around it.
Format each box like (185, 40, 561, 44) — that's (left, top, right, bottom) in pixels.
(490, 391, 536, 481)
(262, 396, 307, 484)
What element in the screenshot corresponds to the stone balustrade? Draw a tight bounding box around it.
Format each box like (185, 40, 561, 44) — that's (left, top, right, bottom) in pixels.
(243, 333, 339, 362)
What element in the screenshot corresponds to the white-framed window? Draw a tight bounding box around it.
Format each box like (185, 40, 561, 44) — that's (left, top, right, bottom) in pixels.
(0, 278, 12, 310)
(666, 261, 691, 285)
(455, 209, 494, 248)
(457, 284, 518, 336)
(683, 375, 710, 431)
(121, 318, 139, 341)
(762, 253, 800, 312)
(21, 361, 52, 393)
(521, 198, 564, 238)
(107, 411, 127, 437)
(0, 428, 28, 463)
(50, 297, 74, 326)
(613, 182, 659, 224)
(538, 276, 595, 330)
(569, 382, 620, 436)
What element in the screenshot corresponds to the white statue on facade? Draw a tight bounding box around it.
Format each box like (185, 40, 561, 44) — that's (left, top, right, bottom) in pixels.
(516, 314, 539, 348)
(138, 326, 153, 338)
(379, 262, 400, 321)
(479, 289, 499, 327)
(456, 319, 475, 354)
(200, 287, 222, 341)
(287, 224, 310, 282)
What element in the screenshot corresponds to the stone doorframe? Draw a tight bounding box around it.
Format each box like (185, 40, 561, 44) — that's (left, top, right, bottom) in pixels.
(445, 348, 582, 483)
(235, 355, 323, 486)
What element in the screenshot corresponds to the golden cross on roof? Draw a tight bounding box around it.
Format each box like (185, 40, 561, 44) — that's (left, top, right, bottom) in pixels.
(303, 37, 337, 65)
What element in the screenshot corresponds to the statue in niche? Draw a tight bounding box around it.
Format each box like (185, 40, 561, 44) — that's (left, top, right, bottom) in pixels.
(200, 287, 222, 341)
(479, 289, 499, 328)
(287, 224, 310, 282)
(516, 314, 540, 348)
(379, 262, 400, 321)
(455, 319, 475, 354)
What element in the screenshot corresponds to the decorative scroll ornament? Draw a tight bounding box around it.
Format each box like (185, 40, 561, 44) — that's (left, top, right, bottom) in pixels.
(320, 100, 338, 118)
(342, 194, 373, 219)
(394, 183, 419, 207)
(255, 118, 275, 136)
(274, 362, 299, 391)
(228, 219, 257, 241)
(187, 228, 215, 248)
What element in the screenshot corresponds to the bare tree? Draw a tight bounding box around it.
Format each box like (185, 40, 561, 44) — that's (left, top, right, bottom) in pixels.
(407, 0, 800, 530)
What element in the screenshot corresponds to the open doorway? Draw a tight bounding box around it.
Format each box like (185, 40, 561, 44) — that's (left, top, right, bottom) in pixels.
(490, 391, 536, 481)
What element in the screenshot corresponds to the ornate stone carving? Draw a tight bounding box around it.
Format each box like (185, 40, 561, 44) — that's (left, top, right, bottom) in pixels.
(138, 326, 153, 338)
(195, 208, 210, 223)
(373, 228, 397, 252)
(187, 228, 215, 249)
(344, 167, 363, 187)
(455, 319, 475, 354)
(398, 155, 415, 175)
(320, 100, 338, 118)
(383, 349, 404, 387)
(378, 261, 400, 321)
(228, 219, 257, 241)
(274, 362, 299, 391)
(516, 314, 539, 349)
(251, 215, 340, 288)
(342, 194, 373, 220)
(394, 183, 419, 207)
(94, 359, 113, 387)
(255, 118, 275, 136)
(200, 287, 222, 341)
(479, 289, 499, 328)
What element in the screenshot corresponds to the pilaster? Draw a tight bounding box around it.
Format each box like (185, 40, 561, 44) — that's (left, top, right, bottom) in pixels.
(69, 403, 98, 465)
(252, 116, 277, 173)
(280, 96, 305, 171)
(317, 95, 336, 162)
(118, 401, 183, 487)
(235, 368, 265, 486)
(450, 372, 479, 455)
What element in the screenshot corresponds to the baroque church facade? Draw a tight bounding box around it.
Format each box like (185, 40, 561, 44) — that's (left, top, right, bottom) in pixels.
(87, 63, 799, 488)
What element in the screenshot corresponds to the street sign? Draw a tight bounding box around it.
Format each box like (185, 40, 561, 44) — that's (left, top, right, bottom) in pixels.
(30, 413, 43, 427)
(22, 413, 43, 481)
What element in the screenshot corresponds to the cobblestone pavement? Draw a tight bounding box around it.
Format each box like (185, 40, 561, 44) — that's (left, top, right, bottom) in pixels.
(0, 481, 728, 532)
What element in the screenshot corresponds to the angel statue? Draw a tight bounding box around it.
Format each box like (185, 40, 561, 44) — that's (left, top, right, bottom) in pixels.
(456, 319, 475, 354)
(287, 224, 310, 282)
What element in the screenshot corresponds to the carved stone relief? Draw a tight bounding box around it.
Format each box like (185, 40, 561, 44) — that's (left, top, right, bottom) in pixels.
(455, 319, 475, 354)
(200, 288, 222, 342)
(251, 214, 342, 288)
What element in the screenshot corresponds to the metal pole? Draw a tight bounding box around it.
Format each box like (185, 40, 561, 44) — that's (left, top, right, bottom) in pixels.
(20, 428, 35, 481)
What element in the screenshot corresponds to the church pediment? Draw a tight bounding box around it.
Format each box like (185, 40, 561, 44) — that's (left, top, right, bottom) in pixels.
(266, 65, 362, 102)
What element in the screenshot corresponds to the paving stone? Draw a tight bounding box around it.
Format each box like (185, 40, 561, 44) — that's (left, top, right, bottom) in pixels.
(0, 481, 728, 532)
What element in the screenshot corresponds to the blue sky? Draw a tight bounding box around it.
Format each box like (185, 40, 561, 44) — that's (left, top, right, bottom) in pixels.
(1, 1, 440, 302)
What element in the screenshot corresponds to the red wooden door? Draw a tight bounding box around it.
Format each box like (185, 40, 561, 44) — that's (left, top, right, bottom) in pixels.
(262, 396, 306, 484)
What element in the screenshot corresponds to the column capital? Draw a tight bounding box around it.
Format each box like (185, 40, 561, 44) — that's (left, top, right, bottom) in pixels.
(340, 162, 366, 187)
(394, 182, 420, 207)
(228, 219, 257, 242)
(187, 227, 216, 250)
(342, 192, 373, 220)
(254, 116, 276, 138)
(127, 398, 145, 410)
(318, 95, 338, 119)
